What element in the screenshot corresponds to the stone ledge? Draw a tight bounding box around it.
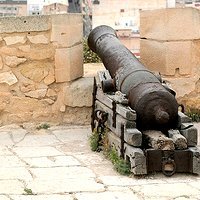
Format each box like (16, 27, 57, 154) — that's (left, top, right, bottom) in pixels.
(0, 15, 51, 33)
(0, 14, 82, 34)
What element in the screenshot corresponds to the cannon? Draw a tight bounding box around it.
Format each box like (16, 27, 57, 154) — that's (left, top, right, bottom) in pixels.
(88, 25, 178, 133)
(89, 25, 200, 176)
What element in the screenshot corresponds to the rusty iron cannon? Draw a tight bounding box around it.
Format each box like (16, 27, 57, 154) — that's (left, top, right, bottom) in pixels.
(89, 25, 200, 176)
(88, 25, 178, 133)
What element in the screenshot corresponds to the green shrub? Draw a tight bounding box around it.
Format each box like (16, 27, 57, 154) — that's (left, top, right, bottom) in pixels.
(108, 147, 131, 176)
(89, 129, 100, 152)
(83, 38, 102, 63)
(89, 128, 131, 175)
(24, 188, 34, 195)
(36, 123, 50, 130)
(186, 108, 200, 122)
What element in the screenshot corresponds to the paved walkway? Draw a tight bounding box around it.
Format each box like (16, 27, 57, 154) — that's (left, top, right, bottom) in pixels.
(0, 123, 200, 200)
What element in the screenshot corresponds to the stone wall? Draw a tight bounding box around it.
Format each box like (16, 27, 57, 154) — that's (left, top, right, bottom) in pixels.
(140, 8, 200, 110)
(0, 14, 93, 125)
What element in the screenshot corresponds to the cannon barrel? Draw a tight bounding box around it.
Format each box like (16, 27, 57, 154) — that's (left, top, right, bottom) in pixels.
(88, 25, 178, 131)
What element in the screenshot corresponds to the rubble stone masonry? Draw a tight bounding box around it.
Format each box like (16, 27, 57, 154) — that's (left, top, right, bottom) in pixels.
(0, 14, 93, 125)
(140, 8, 200, 110)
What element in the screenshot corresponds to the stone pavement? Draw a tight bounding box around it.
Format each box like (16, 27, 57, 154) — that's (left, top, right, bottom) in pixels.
(0, 123, 200, 200)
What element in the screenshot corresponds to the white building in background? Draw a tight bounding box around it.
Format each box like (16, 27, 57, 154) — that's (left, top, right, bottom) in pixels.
(43, 0, 68, 5)
(0, 0, 27, 16)
(91, 0, 175, 31)
(167, 0, 176, 7)
(27, 0, 68, 15)
(27, 0, 43, 15)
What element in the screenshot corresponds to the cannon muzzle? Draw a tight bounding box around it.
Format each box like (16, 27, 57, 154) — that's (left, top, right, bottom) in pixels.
(88, 25, 178, 132)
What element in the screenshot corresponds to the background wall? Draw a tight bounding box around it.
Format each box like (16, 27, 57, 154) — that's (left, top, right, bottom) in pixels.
(140, 7, 200, 111)
(0, 14, 92, 125)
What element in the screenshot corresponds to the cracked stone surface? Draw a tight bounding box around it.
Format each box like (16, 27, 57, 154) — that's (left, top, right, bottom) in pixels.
(0, 124, 199, 199)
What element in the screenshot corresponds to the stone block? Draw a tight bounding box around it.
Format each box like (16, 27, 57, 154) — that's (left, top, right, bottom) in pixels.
(0, 71, 18, 86)
(64, 77, 93, 107)
(51, 14, 83, 48)
(0, 15, 51, 33)
(0, 180, 24, 195)
(140, 39, 193, 76)
(26, 45, 54, 60)
(55, 44, 83, 82)
(27, 34, 49, 44)
(5, 56, 26, 67)
(4, 35, 27, 45)
(20, 61, 54, 82)
(140, 8, 200, 41)
(0, 57, 3, 69)
(180, 123, 198, 147)
(18, 45, 31, 52)
(24, 89, 47, 99)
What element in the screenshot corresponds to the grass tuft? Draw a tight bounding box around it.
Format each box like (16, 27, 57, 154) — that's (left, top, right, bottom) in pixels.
(89, 128, 131, 175)
(108, 147, 131, 176)
(186, 108, 200, 122)
(36, 123, 50, 130)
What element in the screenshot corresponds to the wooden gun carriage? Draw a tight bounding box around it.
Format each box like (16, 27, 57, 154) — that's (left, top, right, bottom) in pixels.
(89, 25, 200, 176)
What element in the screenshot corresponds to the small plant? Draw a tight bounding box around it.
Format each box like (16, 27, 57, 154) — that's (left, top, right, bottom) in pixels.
(89, 127, 131, 175)
(36, 123, 50, 130)
(89, 129, 100, 151)
(23, 188, 34, 195)
(108, 147, 131, 176)
(83, 38, 102, 63)
(186, 108, 200, 122)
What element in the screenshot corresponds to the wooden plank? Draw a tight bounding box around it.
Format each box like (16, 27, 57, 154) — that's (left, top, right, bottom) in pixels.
(124, 128, 142, 147)
(124, 143, 147, 175)
(95, 100, 137, 140)
(189, 147, 200, 175)
(116, 105, 136, 121)
(143, 130, 175, 150)
(107, 130, 147, 175)
(178, 111, 192, 123)
(96, 88, 113, 107)
(95, 99, 114, 131)
(96, 89, 136, 121)
(168, 129, 187, 150)
(107, 131, 122, 157)
(180, 123, 198, 147)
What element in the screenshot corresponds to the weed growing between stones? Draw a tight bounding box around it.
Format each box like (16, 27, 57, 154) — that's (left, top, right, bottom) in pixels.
(108, 147, 131, 176)
(186, 108, 200, 122)
(36, 123, 50, 130)
(89, 128, 131, 176)
(23, 188, 34, 195)
(89, 128, 100, 151)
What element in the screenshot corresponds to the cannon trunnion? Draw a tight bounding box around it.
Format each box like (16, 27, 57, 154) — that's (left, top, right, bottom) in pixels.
(89, 25, 200, 176)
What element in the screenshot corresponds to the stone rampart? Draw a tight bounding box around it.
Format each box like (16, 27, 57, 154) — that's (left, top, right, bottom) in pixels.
(140, 8, 200, 110)
(0, 14, 94, 125)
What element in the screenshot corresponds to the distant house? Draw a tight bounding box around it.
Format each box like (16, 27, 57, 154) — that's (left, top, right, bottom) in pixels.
(0, 0, 27, 17)
(43, 2, 68, 14)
